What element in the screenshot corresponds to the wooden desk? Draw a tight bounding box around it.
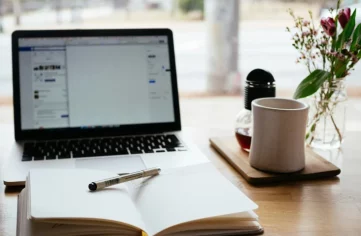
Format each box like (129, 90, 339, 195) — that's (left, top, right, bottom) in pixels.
(1, 124, 361, 235)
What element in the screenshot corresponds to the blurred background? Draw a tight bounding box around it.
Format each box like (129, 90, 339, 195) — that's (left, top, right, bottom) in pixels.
(0, 0, 361, 101)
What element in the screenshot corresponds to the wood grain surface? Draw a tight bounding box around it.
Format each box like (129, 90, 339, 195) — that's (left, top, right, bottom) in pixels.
(1, 115, 361, 235)
(210, 136, 341, 185)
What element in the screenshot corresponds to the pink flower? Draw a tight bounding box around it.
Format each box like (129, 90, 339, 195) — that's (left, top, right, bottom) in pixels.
(338, 8, 351, 28)
(302, 32, 310, 37)
(303, 20, 310, 26)
(321, 17, 336, 36)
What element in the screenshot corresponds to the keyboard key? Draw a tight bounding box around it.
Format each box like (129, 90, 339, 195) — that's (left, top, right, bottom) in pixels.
(144, 145, 154, 153)
(130, 149, 143, 154)
(22, 155, 32, 161)
(165, 134, 182, 145)
(22, 134, 184, 161)
(58, 151, 71, 159)
(88, 149, 99, 156)
(129, 145, 143, 154)
(73, 149, 88, 158)
(117, 149, 129, 155)
(113, 147, 128, 155)
(23, 142, 35, 155)
(34, 156, 45, 161)
(155, 149, 166, 153)
(46, 155, 56, 160)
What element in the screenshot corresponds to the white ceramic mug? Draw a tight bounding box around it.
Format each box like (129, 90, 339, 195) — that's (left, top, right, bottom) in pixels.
(249, 98, 309, 173)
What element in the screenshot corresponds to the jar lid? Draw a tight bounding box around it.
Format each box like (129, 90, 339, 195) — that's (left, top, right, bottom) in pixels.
(245, 69, 276, 110)
(246, 68, 275, 84)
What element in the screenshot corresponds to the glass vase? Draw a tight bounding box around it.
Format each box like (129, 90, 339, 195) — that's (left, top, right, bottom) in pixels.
(306, 79, 347, 149)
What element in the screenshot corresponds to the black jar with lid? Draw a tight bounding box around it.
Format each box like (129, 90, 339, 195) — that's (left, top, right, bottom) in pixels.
(235, 69, 276, 151)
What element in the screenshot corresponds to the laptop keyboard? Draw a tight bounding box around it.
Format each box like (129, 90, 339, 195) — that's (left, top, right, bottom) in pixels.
(22, 134, 186, 161)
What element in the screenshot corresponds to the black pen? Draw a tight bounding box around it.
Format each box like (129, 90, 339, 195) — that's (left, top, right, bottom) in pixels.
(88, 167, 161, 191)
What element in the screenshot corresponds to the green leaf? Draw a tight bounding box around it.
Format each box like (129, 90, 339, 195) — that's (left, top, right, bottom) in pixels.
(334, 58, 348, 78)
(293, 70, 331, 99)
(351, 23, 361, 51)
(336, 9, 357, 49)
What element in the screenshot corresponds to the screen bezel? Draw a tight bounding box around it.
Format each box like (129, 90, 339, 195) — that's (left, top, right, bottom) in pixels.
(12, 29, 181, 141)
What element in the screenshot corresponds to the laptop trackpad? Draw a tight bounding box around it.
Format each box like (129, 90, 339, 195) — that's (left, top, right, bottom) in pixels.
(75, 156, 146, 173)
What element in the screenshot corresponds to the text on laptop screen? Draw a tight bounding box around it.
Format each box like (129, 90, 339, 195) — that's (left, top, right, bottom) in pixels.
(18, 36, 175, 130)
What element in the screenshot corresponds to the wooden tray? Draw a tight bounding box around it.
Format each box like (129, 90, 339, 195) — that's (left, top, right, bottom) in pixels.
(210, 136, 341, 185)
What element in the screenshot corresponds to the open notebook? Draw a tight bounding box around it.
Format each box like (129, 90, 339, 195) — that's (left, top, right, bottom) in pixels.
(17, 163, 263, 236)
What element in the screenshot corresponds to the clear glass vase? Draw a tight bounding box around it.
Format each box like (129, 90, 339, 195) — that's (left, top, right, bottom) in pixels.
(306, 79, 347, 149)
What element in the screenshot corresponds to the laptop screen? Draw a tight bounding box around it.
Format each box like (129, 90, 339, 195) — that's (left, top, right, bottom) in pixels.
(18, 36, 175, 131)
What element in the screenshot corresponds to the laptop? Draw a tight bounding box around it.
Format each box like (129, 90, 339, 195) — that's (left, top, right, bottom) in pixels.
(3, 29, 209, 186)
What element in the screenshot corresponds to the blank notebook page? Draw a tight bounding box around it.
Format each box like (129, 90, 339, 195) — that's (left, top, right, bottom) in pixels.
(29, 169, 145, 231)
(128, 163, 258, 235)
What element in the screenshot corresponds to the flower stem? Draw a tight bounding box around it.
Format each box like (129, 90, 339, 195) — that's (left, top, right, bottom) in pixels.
(307, 82, 344, 147)
(328, 107, 343, 143)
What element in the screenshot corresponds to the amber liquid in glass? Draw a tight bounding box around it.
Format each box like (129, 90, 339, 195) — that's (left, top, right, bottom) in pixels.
(235, 129, 252, 152)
